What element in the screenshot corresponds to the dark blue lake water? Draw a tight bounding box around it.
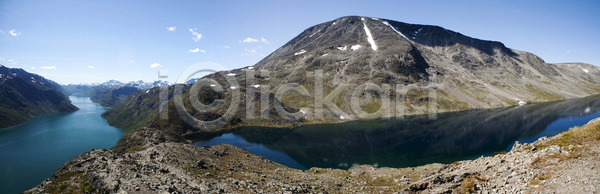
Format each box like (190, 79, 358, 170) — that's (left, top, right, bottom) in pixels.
(0, 96, 124, 194)
(195, 94, 600, 170)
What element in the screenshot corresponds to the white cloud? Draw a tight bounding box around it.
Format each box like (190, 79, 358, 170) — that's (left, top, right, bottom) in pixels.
(30, 67, 35, 69)
(187, 48, 206, 53)
(224, 45, 231, 49)
(241, 37, 258, 43)
(1, 58, 17, 65)
(241, 37, 268, 44)
(87, 65, 95, 69)
(8, 30, 20, 36)
(189, 28, 202, 42)
(241, 49, 257, 56)
(41, 66, 57, 70)
(166, 26, 176, 32)
(566, 50, 571, 54)
(149, 63, 162, 68)
(260, 37, 269, 44)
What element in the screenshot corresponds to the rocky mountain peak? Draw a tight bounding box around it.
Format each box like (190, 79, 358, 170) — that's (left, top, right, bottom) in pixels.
(254, 16, 437, 84)
(100, 16, 600, 135)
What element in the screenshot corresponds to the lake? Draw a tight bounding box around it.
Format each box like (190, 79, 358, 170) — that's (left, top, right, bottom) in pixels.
(2, 95, 599, 193)
(195, 94, 600, 170)
(0, 96, 124, 194)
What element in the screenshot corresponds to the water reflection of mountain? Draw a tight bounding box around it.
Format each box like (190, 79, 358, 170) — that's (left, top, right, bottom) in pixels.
(224, 95, 600, 169)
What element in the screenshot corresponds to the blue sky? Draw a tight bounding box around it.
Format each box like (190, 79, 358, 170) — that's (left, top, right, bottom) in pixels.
(0, 0, 598, 84)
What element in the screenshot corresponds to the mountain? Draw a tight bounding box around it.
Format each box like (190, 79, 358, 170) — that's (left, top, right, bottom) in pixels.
(62, 80, 172, 95)
(62, 80, 172, 107)
(252, 16, 600, 109)
(95, 80, 172, 90)
(0, 65, 78, 128)
(120, 80, 171, 90)
(103, 16, 600, 135)
(185, 78, 201, 84)
(89, 86, 141, 108)
(61, 84, 94, 97)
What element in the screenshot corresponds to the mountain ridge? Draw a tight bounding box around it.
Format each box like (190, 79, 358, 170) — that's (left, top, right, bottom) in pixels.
(102, 15, 600, 143)
(0, 65, 78, 128)
(62, 80, 172, 107)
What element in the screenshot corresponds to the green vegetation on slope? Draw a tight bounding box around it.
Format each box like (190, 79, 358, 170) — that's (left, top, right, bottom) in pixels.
(90, 86, 140, 108)
(0, 65, 78, 128)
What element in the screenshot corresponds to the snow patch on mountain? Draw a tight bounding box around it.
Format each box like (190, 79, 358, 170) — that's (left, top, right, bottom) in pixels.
(412, 27, 423, 39)
(382, 21, 409, 40)
(80, 80, 172, 90)
(363, 22, 377, 51)
(582, 68, 590, 73)
(294, 49, 307, 55)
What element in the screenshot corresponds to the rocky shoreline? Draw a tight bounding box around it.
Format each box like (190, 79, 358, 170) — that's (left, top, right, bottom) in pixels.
(27, 118, 600, 193)
(404, 117, 600, 193)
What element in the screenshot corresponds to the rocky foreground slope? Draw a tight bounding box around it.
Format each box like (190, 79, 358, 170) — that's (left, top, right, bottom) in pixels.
(28, 118, 600, 193)
(404, 117, 600, 193)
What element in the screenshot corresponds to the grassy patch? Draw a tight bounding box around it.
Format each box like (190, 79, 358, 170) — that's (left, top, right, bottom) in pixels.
(456, 177, 475, 194)
(549, 120, 600, 147)
(530, 119, 600, 169)
(491, 151, 507, 157)
(127, 145, 141, 153)
(370, 176, 395, 186)
(359, 99, 382, 114)
(435, 90, 471, 111)
(46, 171, 91, 194)
(529, 172, 552, 185)
(525, 84, 565, 101)
(535, 144, 549, 150)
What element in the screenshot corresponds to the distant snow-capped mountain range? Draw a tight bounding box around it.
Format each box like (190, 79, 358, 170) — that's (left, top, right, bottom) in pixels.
(66, 80, 171, 90)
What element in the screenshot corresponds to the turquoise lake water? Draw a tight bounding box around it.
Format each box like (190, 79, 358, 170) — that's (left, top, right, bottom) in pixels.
(0, 96, 124, 194)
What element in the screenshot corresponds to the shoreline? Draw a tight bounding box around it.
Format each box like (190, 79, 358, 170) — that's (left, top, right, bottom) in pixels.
(182, 94, 596, 141)
(27, 117, 600, 193)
